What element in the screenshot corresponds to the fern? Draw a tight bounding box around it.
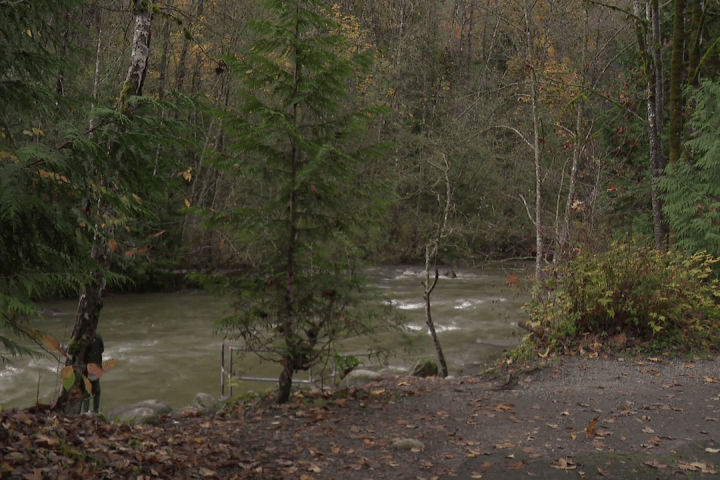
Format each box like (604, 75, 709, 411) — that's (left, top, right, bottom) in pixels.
(662, 78, 720, 256)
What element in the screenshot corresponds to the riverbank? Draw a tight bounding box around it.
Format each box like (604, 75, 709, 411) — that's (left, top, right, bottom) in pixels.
(1, 265, 529, 411)
(2, 354, 719, 479)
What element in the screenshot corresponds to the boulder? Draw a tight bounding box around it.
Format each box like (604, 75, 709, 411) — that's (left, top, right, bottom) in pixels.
(340, 369, 383, 388)
(410, 359, 439, 377)
(376, 367, 403, 378)
(193, 392, 221, 414)
(108, 399, 172, 425)
(390, 438, 425, 451)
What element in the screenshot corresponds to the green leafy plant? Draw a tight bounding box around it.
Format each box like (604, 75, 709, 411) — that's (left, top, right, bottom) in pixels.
(521, 240, 720, 356)
(40, 333, 118, 397)
(663, 78, 720, 257)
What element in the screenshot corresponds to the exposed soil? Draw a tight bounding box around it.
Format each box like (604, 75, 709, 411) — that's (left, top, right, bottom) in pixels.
(2, 355, 720, 479)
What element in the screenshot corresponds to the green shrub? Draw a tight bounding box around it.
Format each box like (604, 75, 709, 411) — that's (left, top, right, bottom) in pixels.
(522, 241, 720, 355)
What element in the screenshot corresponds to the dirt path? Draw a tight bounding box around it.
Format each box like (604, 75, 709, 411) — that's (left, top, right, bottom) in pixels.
(1, 356, 719, 479)
(446, 356, 720, 479)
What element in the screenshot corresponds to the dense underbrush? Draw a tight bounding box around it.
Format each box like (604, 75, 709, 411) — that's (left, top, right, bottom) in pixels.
(514, 241, 720, 359)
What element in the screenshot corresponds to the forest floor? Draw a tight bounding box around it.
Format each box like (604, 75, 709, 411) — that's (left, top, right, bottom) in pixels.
(2, 355, 720, 479)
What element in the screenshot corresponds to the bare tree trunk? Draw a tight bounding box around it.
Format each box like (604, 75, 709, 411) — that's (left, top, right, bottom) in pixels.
(633, 0, 667, 250)
(559, 5, 590, 259)
(175, 0, 196, 92)
(423, 154, 451, 378)
(88, 14, 102, 135)
(191, 0, 205, 94)
(668, 0, 685, 164)
(157, 0, 172, 99)
(54, 0, 153, 413)
(524, 2, 543, 278)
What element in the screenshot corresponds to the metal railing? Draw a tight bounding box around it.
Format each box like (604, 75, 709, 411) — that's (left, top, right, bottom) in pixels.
(221, 342, 338, 397)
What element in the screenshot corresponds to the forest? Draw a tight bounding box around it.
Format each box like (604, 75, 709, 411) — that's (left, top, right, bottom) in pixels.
(3, 0, 720, 406)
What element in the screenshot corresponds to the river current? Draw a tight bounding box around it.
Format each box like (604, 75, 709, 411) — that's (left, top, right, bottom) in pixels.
(0, 263, 531, 412)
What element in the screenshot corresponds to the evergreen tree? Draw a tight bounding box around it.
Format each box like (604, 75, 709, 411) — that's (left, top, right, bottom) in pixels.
(0, 0, 89, 360)
(203, 0, 400, 403)
(662, 79, 720, 256)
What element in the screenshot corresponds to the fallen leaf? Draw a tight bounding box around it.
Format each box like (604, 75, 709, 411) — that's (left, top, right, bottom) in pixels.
(551, 458, 576, 470)
(642, 426, 655, 434)
(586, 415, 599, 438)
(494, 441, 514, 449)
(504, 460, 527, 470)
(677, 461, 717, 474)
(705, 448, 720, 453)
(644, 459, 667, 469)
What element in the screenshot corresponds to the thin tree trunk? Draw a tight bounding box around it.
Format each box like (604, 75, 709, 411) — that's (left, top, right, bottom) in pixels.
(560, 5, 589, 258)
(668, 0, 685, 164)
(277, 2, 302, 405)
(191, 0, 205, 94)
(54, 0, 153, 413)
(88, 23, 102, 135)
(157, 0, 172, 99)
(648, 0, 669, 249)
(524, 3, 543, 278)
(423, 155, 451, 378)
(687, 0, 702, 87)
(633, 0, 667, 250)
(176, 0, 196, 92)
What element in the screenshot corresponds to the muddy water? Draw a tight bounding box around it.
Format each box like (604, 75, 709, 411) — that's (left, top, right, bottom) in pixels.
(0, 263, 531, 412)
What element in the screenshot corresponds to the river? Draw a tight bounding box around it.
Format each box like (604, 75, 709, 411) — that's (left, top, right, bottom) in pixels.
(0, 263, 531, 412)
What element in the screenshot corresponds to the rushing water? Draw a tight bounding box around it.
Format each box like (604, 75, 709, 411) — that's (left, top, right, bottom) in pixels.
(0, 263, 531, 412)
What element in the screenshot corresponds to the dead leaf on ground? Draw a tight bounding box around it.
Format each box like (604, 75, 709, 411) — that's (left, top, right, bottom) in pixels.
(199, 467, 216, 477)
(644, 459, 667, 469)
(585, 415, 599, 438)
(641, 436, 662, 448)
(504, 460, 528, 470)
(677, 461, 717, 474)
(551, 458, 576, 470)
(493, 441, 514, 449)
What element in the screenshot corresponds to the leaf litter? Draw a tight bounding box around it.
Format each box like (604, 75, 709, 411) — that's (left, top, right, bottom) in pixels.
(2, 358, 720, 479)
